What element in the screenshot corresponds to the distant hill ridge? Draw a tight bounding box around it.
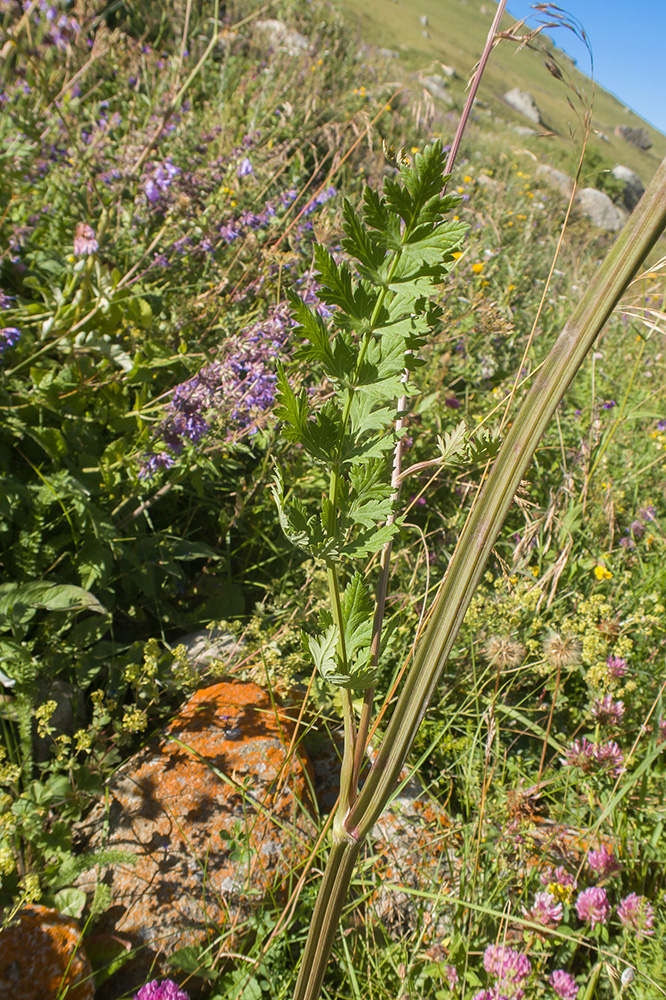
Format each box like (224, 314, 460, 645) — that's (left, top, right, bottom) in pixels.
(341, 0, 666, 187)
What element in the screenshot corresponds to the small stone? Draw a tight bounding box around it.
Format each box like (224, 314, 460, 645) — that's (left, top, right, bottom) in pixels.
(574, 187, 627, 231)
(611, 165, 645, 211)
(34, 680, 87, 762)
(419, 14, 428, 25)
(0, 905, 94, 1000)
(255, 19, 310, 56)
(423, 75, 453, 105)
(536, 163, 575, 199)
(369, 773, 458, 939)
(504, 87, 542, 125)
(615, 124, 652, 150)
(174, 627, 239, 672)
(378, 48, 400, 59)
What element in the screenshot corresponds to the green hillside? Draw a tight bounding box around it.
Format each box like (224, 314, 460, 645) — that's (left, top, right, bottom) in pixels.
(341, 0, 666, 184)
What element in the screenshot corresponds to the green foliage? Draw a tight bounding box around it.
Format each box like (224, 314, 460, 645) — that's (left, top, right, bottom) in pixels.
(274, 141, 466, 688)
(0, 0, 665, 997)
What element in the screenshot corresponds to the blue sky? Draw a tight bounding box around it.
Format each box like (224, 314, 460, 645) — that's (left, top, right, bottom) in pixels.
(507, 2, 666, 134)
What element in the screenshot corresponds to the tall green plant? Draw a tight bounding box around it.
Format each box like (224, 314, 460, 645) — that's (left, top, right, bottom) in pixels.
(273, 140, 666, 998)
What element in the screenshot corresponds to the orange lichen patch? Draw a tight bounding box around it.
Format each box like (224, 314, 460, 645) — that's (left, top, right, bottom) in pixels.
(0, 905, 94, 1000)
(76, 682, 315, 996)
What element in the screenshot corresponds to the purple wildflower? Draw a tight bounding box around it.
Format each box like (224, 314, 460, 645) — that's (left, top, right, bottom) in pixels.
(237, 156, 254, 177)
(0, 291, 14, 310)
(138, 452, 175, 480)
(526, 890, 563, 927)
(629, 519, 645, 540)
(73, 222, 98, 256)
(302, 184, 336, 216)
(297, 271, 335, 318)
(444, 965, 459, 989)
(140, 302, 293, 475)
(0, 327, 21, 355)
(617, 893, 655, 937)
(219, 221, 241, 242)
(602, 400, 616, 409)
(445, 395, 461, 409)
(575, 886, 611, 928)
(561, 738, 595, 771)
(133, 980, 190, 1000)
(143, 159, 180, 203)
(484, 944, 532, 990)
(540, 866, 577, 891)
(473, 992, 512, 1000)
(607, 654, 627, 678)
(587, 844, 621, 879)
(563, 738, 623, 777)
(549, 970, 578, 1000)
(591, 695, 625, 726)
(280, 187, 298, 206)
(638, 505, 656, 521)
(593, 740, 624, 776)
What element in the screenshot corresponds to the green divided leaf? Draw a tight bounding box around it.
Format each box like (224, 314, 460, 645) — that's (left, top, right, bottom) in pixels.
(340, 572, 374, 663)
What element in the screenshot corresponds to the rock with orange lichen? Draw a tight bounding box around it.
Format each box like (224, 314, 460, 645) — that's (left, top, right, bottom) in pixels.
(0, 904, 94, 1000)
(75, 681, 315, 997)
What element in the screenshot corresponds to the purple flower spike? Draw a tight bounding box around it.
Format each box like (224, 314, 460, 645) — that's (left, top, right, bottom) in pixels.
(138, 452, 176, 480)
(617, 893, 655, 937)
(133, 980, 190, 1000)
(73, 222, 98, 256)
(575, 886, 611, 928)
(549, 970, 578, 1000)
(0, 327, 21, 355)
(237, 156, 254, 177)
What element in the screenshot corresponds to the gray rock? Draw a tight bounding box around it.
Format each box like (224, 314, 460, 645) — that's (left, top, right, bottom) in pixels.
(439, 63, 456, 78)
(255, 19, 310, 56)
(611, 164, 645, 211)
(504, 87, 542, 125)
(34, 679, 87, 762)
(574, 187, 627, 231)
(536, 163, 575, 199)
(369, 772, 458, 938)
(175, 627, 239, 672)
(378, 48, 400, 59)
(615, 124, 652, 150)
(512, 125, 538, 137)
(419, 14, 429, 25)
(423, 75, 453, 105)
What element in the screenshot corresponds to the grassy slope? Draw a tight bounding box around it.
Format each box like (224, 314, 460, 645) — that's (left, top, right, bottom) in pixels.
(340, 0, 666, 183)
